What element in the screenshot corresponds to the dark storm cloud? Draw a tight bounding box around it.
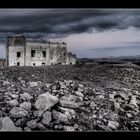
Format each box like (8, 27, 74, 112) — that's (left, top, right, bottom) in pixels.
(0, 9, 140, 41)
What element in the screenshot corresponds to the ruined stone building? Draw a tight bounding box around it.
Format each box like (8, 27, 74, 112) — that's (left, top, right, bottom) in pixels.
(6, 35, 76, 66)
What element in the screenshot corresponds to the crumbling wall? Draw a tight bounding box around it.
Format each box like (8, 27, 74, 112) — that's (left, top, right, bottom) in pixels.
(0, 59, 6, 67)
(8, 46, 25, 66)
(7, 36, 25, 46)
(66, 53, 76, 65)
(49, 43, 67, 65)
(7, 36, 25, 66)
(25, 42, 50, 66)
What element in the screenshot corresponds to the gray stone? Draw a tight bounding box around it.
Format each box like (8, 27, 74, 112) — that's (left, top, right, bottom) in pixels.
(52, 110, 68, 123)
(35, 92, 59, 110)
(8, 100, 18, 107)
(90, 101, 97, 108)
(98, 95, 104, 99)
(75, 91, 83, 98)
(29, 81, 38, 87)
(42, 111, 52, 126)
(15, 118, 27, 127)
(27, 120, 37, 129)
(97, 124, 112, 131)
(37, 123, 46, 130)
(3, 81, 10, 86)
(108, 121, 119, 130)
(33, 110, 44, 118)
(63, 126, 75, 131)
(11, 94, 19, 99)
(127, 113, 133, 118)
(59, 99, 80, 109)
(23, 127, 31, 131)
(58, 106, 76, 119)
(20, 92, 33, 101)
(20, 102, 31, 111)
(0, 117, 22, 131)
(129, 96, 139, 108)
(10, 107, 28, 118)
(114, 102, 121, 111)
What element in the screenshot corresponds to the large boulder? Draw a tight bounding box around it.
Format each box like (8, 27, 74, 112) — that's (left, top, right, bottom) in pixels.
(59, 99, 80, 109)
(41, 111, 52, 126)
(34, 92, 59, 110)
(10, 107, 29, 118)
(0, 117, 22, 131)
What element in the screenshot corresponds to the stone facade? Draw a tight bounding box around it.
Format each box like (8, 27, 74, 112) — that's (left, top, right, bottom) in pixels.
(6, 35, 76, 66)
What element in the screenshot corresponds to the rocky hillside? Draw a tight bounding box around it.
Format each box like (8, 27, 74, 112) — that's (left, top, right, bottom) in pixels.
(0, 64, 140, 131)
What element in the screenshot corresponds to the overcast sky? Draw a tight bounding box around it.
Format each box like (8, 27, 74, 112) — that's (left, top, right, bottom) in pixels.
(1, 9, 140, 58)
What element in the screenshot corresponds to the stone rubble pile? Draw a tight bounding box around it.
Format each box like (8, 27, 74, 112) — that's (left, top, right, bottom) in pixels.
(0, 64, 140, 131)
(0, 79, 85, 131)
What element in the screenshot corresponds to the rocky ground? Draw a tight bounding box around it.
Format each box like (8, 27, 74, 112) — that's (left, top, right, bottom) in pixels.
(0, 63, 140, 131)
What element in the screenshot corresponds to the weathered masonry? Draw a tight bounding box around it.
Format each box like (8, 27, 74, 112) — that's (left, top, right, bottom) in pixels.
(6, 35, 76, 66)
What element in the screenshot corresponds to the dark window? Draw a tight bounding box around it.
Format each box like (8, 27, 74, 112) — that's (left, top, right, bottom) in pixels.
(51, 63, 53, 65)
(42, 51, 46, 58)
(63, 53, 66, 56)
(17, 52, 21, 58)
(33, 63, 35, 66)
(42, 63, 45, 65)
(31, 50, 36, 57)
(70, 62, 72, 65)
(17, 62, 20, 66)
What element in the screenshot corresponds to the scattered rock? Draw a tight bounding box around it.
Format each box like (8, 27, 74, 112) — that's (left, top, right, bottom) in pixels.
(75, 91, 83, 97)
(29, 81, 38, 87)
(15, 118, 27, 127)
(7, 99, 18, 107)
(129, 96, 139, 108)
(0, 117, 22, 131)
(108, 120, 119, 130)
(58, 106, 76, 119)
(59, 99, 80, 109)
(27, 120, 37, 130)
(41, 111, 52, 126)
(33, 110, 44, 118)
(63, 126, 75, 131)
(20, 102, 31, 111)
(37, 123, 46, 130)
(52, 110, 68, 123)
(10, 107, 28, 118)
(3, 81, 10, 86)
(35, 92, 59, 110)
(20, 92, 33, 101)
(24, 127, 32, 131)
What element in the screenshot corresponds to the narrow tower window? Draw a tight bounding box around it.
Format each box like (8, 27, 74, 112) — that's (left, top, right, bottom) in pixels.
(42, 51, 46, 58)
(31, 50, 36, 57)
(17, 52, 21, 58)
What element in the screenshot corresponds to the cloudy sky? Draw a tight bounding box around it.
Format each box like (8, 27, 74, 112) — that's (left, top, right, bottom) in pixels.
(1, 9, 140, 58)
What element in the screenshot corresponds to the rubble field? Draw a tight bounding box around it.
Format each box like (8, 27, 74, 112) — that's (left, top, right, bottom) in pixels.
(0, 63, 140, 131)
